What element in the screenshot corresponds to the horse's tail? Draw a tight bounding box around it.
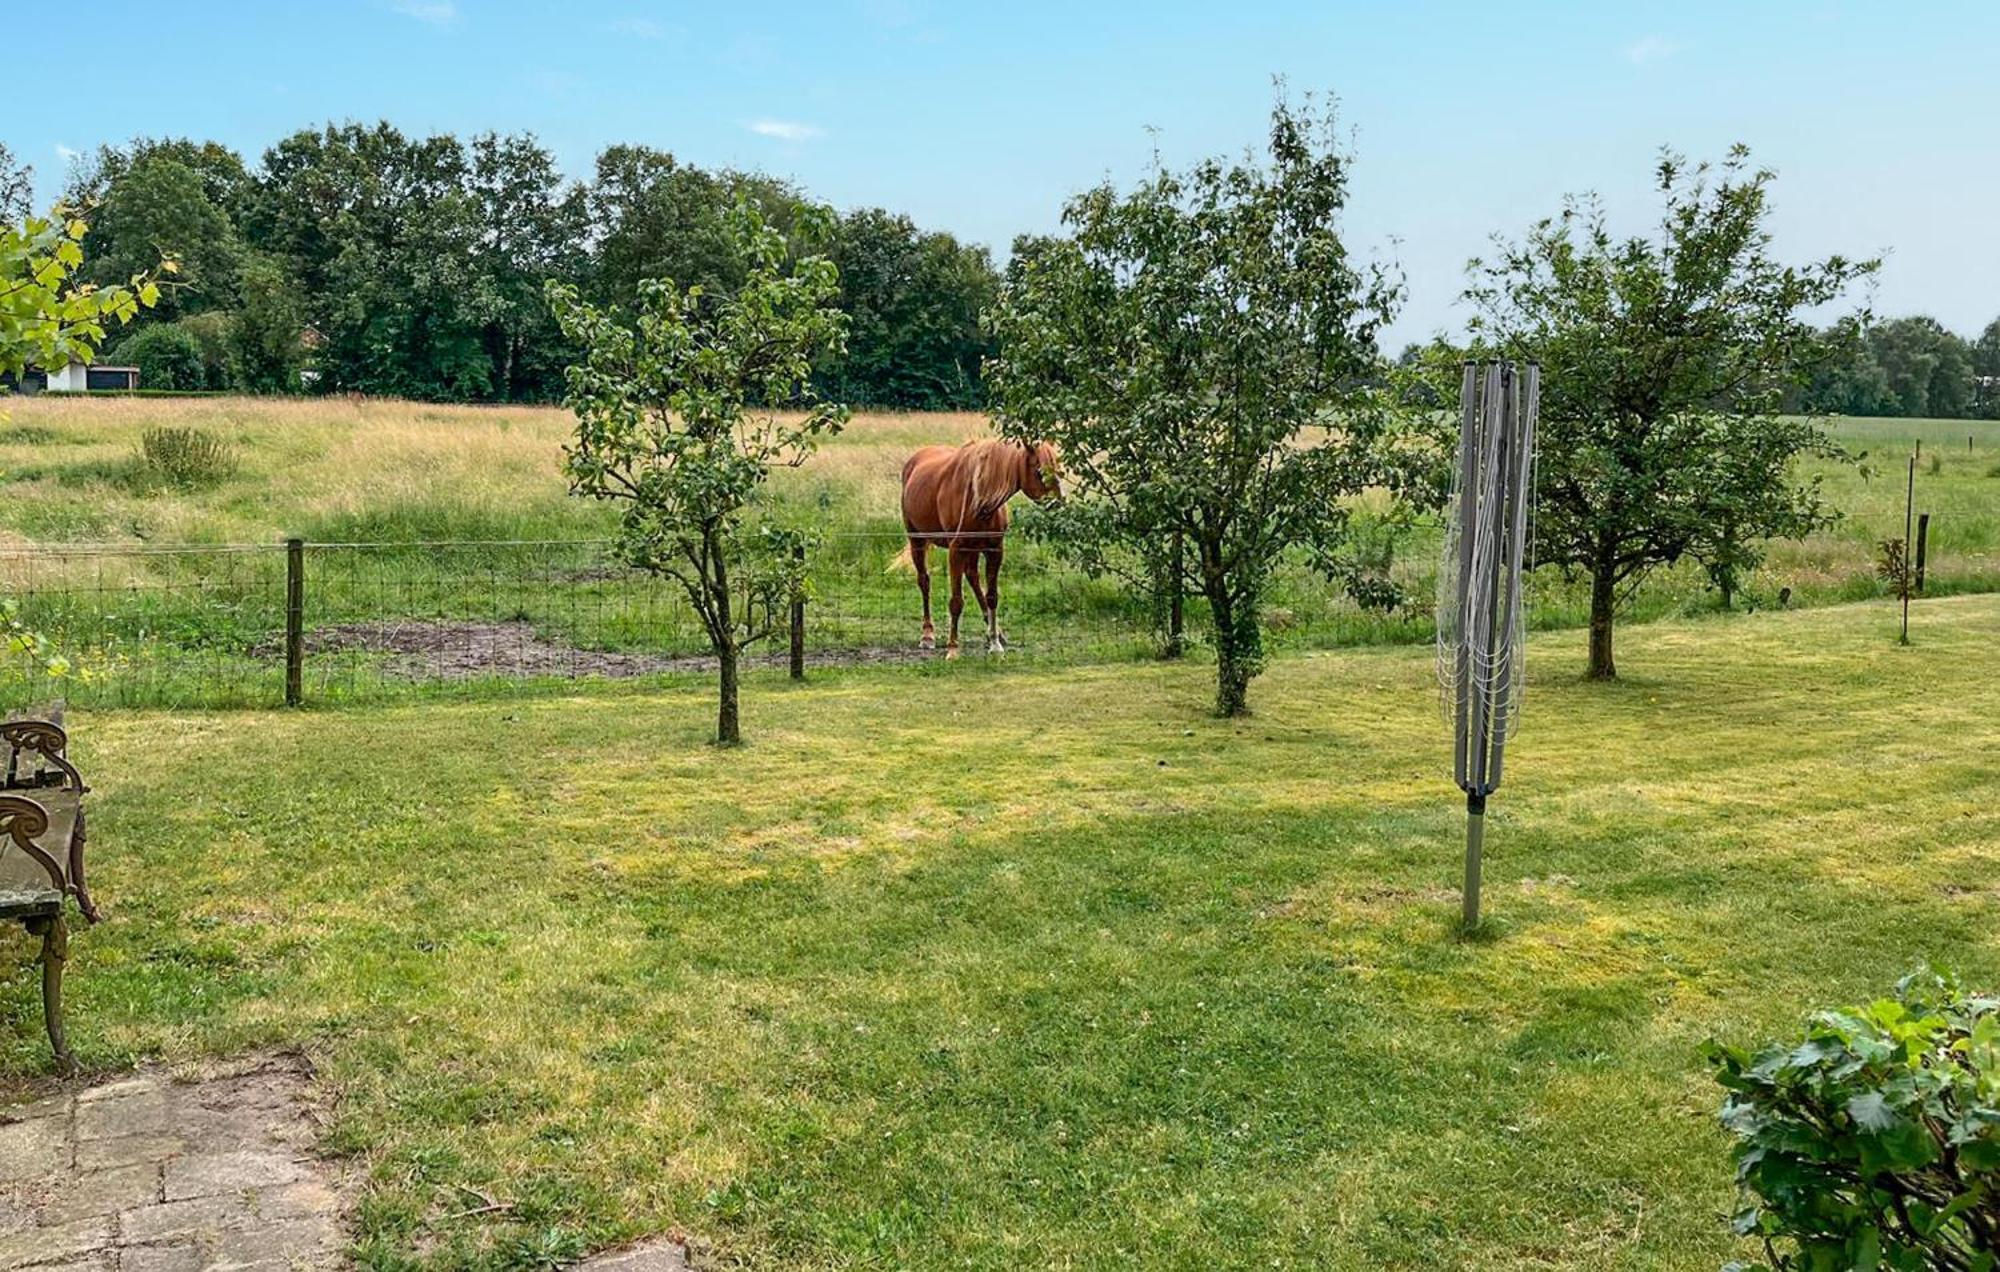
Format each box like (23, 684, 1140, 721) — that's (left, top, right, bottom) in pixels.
(886, 537, 919, 574)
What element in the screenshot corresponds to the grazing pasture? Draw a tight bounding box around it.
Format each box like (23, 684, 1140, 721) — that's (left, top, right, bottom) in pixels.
(5, 592, 1993, 1267)
(2, 397, 1998, 709)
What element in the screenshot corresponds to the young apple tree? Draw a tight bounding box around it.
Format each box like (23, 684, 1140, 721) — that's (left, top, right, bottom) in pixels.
(986, 96, 1437, 716)
(547, 203, 847, 744)
(1467, 146, 1876, 679)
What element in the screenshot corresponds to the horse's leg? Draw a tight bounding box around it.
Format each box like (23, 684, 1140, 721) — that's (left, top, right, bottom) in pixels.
(963, 547, 992, 639)
(983, 546, 1006, 652)
(910, 537, 935, 649)
(945, 547, 967, 660)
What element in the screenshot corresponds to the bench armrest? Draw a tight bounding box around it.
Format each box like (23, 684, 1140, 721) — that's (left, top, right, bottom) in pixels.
(2, 720, 83, 794)
(0, 794, 68, 893)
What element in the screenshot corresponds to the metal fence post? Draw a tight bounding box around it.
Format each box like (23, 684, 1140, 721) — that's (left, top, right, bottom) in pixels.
(789, 543, 806, 681)
(284, 538, 305, 707)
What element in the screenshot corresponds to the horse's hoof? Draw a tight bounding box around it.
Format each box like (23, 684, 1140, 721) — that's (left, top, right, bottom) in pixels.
(919, 636, 935, 651)
(945, 646, 961, 661)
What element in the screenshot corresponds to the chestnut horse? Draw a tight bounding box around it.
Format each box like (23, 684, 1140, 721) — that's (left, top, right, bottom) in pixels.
(900, 439, 1059, 656)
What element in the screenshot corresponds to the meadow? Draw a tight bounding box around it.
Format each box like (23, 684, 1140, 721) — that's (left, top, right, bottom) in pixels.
(1, 396, 1997, 707)
(6, 589, 1993, 1268)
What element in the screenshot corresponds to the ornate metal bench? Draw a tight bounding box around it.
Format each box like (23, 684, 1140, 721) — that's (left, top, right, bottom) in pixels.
(0, 711, 99, 1073)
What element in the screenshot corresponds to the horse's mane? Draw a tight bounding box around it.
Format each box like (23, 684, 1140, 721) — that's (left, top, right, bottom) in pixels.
(966, 439, 1025, 519)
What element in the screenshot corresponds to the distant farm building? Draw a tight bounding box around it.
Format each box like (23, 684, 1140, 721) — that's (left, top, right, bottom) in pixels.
(49, 360, 140, 392)
(3, 361, 140, 394)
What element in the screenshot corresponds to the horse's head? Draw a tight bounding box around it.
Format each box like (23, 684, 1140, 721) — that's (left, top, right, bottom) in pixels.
(1021, 441, 1062, 503)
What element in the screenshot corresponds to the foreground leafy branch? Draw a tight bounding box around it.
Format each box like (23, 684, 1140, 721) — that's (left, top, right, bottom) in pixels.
(3, 207, 156, 677)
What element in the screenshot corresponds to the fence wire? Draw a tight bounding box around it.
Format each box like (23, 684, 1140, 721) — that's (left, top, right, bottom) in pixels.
(0, 534, 1424, 710)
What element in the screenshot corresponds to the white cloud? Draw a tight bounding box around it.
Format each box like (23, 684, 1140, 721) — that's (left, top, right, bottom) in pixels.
(1625, 35, 1682, 64)
(54, 144, 79, 161)
(606, 16, 666, 39)
(746, 119, 822, 142)
(392, 0, 459, 26)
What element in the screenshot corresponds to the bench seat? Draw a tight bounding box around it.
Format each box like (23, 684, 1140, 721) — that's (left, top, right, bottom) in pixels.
(0, 789, 78, 919)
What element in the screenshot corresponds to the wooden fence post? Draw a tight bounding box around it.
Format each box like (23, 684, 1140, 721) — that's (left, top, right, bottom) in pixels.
(789, 543, 806, 681)
(284, 538, 305, 707)
(1915, 513, 1930, 593)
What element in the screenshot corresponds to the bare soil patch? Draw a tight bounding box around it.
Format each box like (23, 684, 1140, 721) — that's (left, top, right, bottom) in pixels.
(299, 619, 947, 681)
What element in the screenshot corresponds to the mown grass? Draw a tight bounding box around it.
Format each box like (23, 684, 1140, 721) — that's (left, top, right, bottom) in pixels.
(2, 398, 1997, 709)
(3, 593, 1992, 1268)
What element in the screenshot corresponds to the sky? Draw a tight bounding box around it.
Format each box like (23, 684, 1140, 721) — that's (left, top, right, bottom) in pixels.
(8, 1, 1998, 350)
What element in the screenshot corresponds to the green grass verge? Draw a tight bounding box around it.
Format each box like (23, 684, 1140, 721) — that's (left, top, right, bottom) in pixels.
(5, 593, 1993, 1268)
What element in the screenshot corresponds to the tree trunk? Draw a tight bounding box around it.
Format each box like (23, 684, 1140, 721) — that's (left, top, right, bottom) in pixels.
(1587, 564, 1617, 681)
(710, 534, 742, 746)
(716, 640, 741, 746)
(1202, 555, 1259, 716)
(1215, 636, 1252, 716)
(1719, 573, 1735, 611)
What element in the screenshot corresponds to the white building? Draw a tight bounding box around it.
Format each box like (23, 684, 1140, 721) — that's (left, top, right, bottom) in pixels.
(43, 360, 139, 393)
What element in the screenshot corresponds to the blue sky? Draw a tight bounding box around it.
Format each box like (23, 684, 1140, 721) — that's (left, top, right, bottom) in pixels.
(9, 1, 1997, 348)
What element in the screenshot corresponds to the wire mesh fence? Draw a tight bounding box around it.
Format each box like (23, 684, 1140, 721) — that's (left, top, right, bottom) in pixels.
(0, 533, 1432, 710)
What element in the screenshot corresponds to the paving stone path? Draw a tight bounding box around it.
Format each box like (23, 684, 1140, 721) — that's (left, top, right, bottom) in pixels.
(0, 1055, 345, 1270)
(0, 1055, 693, 1270)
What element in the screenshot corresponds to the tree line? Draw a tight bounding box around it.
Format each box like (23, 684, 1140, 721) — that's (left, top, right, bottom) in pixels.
(0, 129, 998, 409)
(1406, 315, 2000, 421)
(1796, 314, 2000, 419)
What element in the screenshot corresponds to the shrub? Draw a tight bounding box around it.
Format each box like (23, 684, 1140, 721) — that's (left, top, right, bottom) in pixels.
(1706, 968, 2000, 1271)
(176, 312, 240, 389)
(137, 426, 237, 488)
(111, 324, 207, 391)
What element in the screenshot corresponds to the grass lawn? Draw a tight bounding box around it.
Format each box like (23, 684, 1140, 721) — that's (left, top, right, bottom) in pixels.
(4, 592, 1994, 1268)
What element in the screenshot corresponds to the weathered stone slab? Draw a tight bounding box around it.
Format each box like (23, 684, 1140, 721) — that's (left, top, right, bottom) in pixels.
(577, 1240, 693, 1271)
(35, 1162, 159, 1225)
(118, 1242, 206, 1272)
(72, 1135, 181, 1174)
(74, 1092, 172, 1144)
(208, 1212, 343, 1270)
(0, 1214, 113, 1266)
(118, 1192, 250, 1244)
(75, 1076, 162, 1106)
(0, 1117, 66, 1185)
(161, 1150, 308, 1202)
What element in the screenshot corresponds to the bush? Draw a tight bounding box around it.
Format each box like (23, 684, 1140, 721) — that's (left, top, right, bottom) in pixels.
(176, 312, 240, 389)
(1706, 968, 2000, 1271)
(137, 427, 237, 488)
(111, 324, 207, 391)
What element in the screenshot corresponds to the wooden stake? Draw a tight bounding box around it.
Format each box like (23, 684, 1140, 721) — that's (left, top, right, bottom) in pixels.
(284, 537, 305, 707)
